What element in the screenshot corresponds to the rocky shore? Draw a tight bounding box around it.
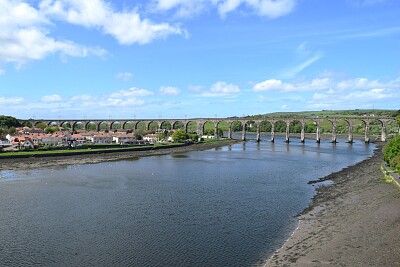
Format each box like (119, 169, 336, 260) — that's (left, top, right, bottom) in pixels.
(0, 140, 239, 171)
(265, 145, 400, 267)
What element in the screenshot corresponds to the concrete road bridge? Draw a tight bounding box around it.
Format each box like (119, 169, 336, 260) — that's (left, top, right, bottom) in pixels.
(20, 116, 396, 143)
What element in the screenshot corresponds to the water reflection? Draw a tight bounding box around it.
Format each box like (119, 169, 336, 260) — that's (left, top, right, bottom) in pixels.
(0, 139, 375, 267)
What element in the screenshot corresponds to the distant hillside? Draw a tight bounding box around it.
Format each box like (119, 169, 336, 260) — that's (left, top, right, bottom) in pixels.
(252, 109, 399, 118)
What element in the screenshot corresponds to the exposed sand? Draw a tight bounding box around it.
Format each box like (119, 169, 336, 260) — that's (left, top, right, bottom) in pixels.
(265, 145, 400, 267)
(0, 140, 239, 171)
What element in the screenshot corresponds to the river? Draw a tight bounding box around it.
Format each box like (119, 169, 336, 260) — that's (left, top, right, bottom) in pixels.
(0, 137, 375, 266)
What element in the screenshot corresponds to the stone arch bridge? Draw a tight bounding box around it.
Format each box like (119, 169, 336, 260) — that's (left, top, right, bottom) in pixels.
(21, 116, 395, 143)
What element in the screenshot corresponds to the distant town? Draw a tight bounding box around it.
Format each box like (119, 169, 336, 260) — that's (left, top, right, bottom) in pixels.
(0, 126, 209, 151)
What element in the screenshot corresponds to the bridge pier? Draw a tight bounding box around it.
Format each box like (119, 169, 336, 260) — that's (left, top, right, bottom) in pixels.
(271, 125, 275, 143)
(316, 123, 321, 143)
(365, 122, 370, 143)
(348, 123, 354, 143)
(300, 123, 305, 143)
(332, 123, 337, 143)
(381, 124, 387, 142)
(256, 123, 261, 142)
(285, 121, 290, 143)
(228, 126, 232, 139)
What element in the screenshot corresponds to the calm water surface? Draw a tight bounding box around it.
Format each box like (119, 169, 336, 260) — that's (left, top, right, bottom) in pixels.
(0, 138, 375, 266)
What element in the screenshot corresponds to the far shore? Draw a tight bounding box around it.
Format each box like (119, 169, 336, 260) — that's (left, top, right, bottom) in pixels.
(0, 139, 240, 171)
(264, 144, 400, 267)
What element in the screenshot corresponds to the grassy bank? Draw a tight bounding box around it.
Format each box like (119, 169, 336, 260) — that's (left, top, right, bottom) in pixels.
(0, 139, 233, 159)
(0, 143, 186, 158)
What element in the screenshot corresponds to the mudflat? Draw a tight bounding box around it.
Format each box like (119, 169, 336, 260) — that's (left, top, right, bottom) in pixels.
(265, 145, 400, 267)
(0, 140, 238, 171)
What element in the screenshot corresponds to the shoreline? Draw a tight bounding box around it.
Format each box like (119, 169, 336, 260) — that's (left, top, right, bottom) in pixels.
(0, 140, 239, 171)
(264, 144, 400, 267)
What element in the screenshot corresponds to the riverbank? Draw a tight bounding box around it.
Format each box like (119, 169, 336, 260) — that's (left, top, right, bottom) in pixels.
(265, 144, 400, 267)
(0, 140, 239, 171)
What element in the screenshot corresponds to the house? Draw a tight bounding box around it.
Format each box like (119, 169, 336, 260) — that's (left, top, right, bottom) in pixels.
(90, 134, 113, 144)
(22, 139, 35, 149)
(42, 134, 66, 147)
(68, 133, 85, 146)
(143, 134, 158, 144)
(0, 139, 12, 150)
(113, 133, 137, 144)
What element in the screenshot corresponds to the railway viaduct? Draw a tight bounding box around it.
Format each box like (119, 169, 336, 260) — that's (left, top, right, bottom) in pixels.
(20, 116, 395, 143)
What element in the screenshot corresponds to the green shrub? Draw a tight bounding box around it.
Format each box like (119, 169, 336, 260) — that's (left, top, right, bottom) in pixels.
(384, 135, 400, 173)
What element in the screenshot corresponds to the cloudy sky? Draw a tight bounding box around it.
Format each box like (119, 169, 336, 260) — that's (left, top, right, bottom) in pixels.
(1, 0, 399, 119)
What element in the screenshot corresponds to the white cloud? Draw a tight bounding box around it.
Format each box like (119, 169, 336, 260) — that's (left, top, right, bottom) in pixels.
(188, 85, 204, 92)
(159, 86, 181, 95)
(115, 72, 133, 81)
(42, 94, 62, 102)
(152, 0, 211, 18)
(210, 81, 240, 94)
(343, 88, 392, 100)
(40, 0, 185, 45)
(0, 97, 25, 104)
(103, 97, 145, 107)
(200, 81, 240, 97)
(70, 94, 93, 102)
(218, 0, 296, 18)
(253, 77, 397, 93)
(305, 77, 399, 109)
(150, 0, 296, 18)
(336, 78, 382, 90)
(253, 79, 294, 92)
(280, 42, 323, 78)
(0, 0, 107, 67)
(110, 87, 154, 98)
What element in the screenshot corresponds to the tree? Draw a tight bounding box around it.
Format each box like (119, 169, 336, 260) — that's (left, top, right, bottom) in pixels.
(172, 129, 188, 141)
(35, 122, 48, 130)
(8, 127, 17, 135)
(188, 133, 199, 141)
(134, 129, 145, 140)
(0, 116, 21, 128)
(45, 126, 60, 134)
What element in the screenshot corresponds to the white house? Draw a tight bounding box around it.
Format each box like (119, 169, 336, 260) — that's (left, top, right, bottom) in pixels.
(113, 134, 137, 144)
(42, 134, 64, 146)
(143, 134, 158, 144)
(90, 134, 113, 144)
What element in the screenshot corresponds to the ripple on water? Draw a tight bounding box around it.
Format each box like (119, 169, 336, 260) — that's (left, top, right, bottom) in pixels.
(0, 140, 374, 266)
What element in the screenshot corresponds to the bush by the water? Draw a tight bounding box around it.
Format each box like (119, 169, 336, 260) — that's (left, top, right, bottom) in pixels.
(383, 135, 400, 174)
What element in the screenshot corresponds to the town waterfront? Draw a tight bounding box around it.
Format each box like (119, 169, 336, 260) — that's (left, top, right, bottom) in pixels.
(0, 138, 375, 266)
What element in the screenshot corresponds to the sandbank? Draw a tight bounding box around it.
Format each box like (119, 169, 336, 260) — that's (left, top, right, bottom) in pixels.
(265, 145, 400, 267)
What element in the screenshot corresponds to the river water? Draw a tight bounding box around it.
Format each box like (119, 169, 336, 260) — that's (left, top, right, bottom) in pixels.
(0, 137, 375, 266)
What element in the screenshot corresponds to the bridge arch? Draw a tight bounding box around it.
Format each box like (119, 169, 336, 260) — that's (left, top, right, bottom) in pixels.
(185, 121, 198, 134)
(160, 121, 172, 130)
(172, 121, 185, 131)
(71, 121, 85, 132)
(110, 121, 122, 131)
(97, 121, 110, 132)
(147, 121, 159, 131)
(122, 121, 135, 130)
(288, 119, 303, 143)
(85, 121, 98, 131)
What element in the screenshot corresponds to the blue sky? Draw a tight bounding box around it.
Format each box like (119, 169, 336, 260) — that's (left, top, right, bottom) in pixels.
(0, 0, 399, 119)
